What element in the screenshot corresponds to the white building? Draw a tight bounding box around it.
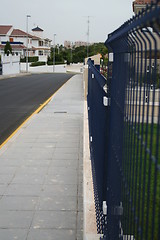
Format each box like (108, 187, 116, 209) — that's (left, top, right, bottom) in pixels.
(64, 40, 90, 49)
(133, 0, 160, 14)
(74, 41, 87, 48)
(0, 25, 51, 60)
(31, 26, 51, 58)
(64, 41, 71, 49)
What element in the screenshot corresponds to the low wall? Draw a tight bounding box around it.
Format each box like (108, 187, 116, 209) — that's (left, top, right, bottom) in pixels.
(20, 63, 85, 73)
(2, 55, 20, 75)
(20, 63, 66, 73)
(66, 63, 83, 73)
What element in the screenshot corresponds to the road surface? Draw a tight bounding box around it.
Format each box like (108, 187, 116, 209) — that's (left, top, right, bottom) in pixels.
(0, 73, 73, 145)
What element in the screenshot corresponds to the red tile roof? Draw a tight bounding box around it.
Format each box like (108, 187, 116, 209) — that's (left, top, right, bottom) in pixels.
(32, 35, 41, 40)
(133, 0, 155, 3)
(0, 25, 12, 35)
(133, 0, 159, 12)
(10, 29, 32, 38)
(33, 47, 50, 50)
(11, 29, 43, 40)
(11, 45, 26, 49)
(0, 44, 26, 50)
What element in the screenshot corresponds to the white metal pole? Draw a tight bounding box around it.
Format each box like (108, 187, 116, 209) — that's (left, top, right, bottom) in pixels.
(53, 34, 56, 72)
(87, 16, 90, 58)
(71, 42, 73, 63)
(26, 15, 31, 73)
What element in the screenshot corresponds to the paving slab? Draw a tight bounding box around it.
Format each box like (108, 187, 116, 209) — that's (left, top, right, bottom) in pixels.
(0, 74, 83, 240)
(0, 229, 28, 240)
(27, 229, 75, 240)
(31, 210, 77, 229)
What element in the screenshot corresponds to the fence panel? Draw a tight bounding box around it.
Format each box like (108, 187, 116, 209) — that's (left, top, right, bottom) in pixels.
(105, 2, 160, 239)
(87, 1, 160, 239)
(87, 60, 109, 234)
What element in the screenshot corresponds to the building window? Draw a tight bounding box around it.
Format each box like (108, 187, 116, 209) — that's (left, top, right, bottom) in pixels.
(39, 41, 43, 46)
(38, 50, 43, 56)
(9, 38, 13, 42)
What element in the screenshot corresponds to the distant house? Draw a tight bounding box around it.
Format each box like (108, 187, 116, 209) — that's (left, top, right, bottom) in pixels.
(64, 41, 71, 49)
(31, 26, 51, 58)
(132, 0, 160, 73)
(0, 26, 24, 56)
(0, 25, 51, 60)
(74, 41, 87, 48)
(10, 28, 32, 57)
(64, 40, 89, 49)
(0, 25, 13, 42)
(133, 0, 159, 14)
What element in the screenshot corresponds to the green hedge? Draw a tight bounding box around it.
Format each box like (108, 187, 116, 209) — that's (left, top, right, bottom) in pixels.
(20, 57, 38, 63)
(47, 61, 64, 65)
(30, 61, 46, 67)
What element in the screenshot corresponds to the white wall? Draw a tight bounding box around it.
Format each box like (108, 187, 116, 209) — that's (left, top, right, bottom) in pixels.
(0, 36, 10, 42)
(39, 55, 47, 62)
(20, 63, 66, 73)
(66, 63, 84, 73)
(31, 31, 43, 38)
(32, 39, 39, 48)
(20, 63, 84, 73)
(2, 55, 20, 75)
(13, 36, 32, 49)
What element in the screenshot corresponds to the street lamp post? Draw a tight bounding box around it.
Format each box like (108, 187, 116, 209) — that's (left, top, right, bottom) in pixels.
(87, 16, 90, 58)
(71, 42, 73, 63)
(26, 15, 31, 73)
(53, 34, 56, 72)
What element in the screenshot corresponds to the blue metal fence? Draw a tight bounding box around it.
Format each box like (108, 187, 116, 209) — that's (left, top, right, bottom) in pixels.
(87, 60, 108, 233)
(87, 1, 160, 239)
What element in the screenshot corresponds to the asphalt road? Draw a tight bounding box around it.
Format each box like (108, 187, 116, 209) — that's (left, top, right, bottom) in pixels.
(0, 73, 74, 145)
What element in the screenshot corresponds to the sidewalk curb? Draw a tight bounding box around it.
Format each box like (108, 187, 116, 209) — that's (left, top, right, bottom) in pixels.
(83, 100, 102, 240)
(0, 73, 31, 80)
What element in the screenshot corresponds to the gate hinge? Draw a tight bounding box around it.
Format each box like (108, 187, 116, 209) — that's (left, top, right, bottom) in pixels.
(103, 96, 111, 106)
(103, 201, 107, 215)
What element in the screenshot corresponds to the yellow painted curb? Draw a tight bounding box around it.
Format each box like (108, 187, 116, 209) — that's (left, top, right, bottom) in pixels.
(0, 80, 69, 149)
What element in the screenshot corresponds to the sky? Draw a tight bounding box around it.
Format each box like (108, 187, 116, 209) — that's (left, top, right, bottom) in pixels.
(0, 0, 134, 45)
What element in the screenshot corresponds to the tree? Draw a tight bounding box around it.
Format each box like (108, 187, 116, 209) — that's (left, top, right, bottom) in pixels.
(48, 42, 108, 65)
(4, 41, 12, 56)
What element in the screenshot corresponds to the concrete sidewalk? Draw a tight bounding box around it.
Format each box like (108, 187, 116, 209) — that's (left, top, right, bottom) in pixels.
(0, 75, 83, 240)
(0, 73, 31, 80)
